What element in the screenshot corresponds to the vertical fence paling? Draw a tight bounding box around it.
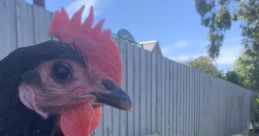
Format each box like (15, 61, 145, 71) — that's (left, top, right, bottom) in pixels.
(0, 0, 257, 135)
(151, 51, 157, 134)
(134, 45, 141, 136)
(119, 38, 128, 136)
(0, 0, 17, 59)
(140, 48, 147, 136)
(126, 43, 134, 136)
(146, 51, 152, 135)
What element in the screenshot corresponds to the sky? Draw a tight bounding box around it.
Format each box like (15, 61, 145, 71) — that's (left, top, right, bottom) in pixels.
(25, 0, 243, 72)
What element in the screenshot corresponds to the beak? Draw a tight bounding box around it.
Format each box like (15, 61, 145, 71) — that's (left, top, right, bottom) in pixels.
(90, 80, 132, 111)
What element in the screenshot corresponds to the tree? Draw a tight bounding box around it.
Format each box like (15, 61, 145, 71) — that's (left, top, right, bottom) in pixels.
(185, 56, 223, 77)
(194, 0, 259, 58)
(224, 70, 241, 85)
(231, 50, 259, 91)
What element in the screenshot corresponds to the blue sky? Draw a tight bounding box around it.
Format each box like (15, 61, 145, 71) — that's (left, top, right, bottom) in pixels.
(25, 0, 243, 72)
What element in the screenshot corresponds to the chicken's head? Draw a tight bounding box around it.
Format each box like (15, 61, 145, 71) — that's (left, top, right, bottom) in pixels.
(16, 6, 131, 136)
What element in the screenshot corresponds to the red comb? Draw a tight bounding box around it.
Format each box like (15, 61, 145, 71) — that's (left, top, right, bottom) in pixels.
(50, 6, 122, 84)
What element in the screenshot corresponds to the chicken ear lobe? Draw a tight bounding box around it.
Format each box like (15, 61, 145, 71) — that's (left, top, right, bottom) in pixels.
(18, 84, 49, 119)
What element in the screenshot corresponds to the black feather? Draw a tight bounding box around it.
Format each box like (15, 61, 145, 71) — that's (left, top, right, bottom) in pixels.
(0, 40, 85, 136)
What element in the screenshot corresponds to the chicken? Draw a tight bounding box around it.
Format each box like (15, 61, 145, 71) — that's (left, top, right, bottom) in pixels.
(0, 6, 131, 136)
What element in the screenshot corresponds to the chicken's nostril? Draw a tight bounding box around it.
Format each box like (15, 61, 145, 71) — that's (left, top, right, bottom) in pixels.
(101, 80, 118, 92)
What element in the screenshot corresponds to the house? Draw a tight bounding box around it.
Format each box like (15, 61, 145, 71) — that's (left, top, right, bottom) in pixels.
(116, 29, 163, 55)
(139, 40, 162, 56)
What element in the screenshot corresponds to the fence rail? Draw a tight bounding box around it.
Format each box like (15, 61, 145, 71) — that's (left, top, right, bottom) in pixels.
(0, 0, 256, 136)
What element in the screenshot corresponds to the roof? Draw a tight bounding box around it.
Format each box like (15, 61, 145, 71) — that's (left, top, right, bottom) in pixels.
(139, 40, 162, 55)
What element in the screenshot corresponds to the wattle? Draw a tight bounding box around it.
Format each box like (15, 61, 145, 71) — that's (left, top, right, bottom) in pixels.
(60, 104, 102, 136)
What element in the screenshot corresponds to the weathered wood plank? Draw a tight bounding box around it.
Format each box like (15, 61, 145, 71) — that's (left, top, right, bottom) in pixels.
(140, 49, 147, 135)
(214, 76, 217, 135)
(188, 65, 191, 136)
(33, 5, 52, 44)
(156, 55, 162, 135)
(161, 56, 166, 136)
(0, 0, 17, 59)
(225, 81, 230, 135)
(204, 73, 209, 136)
(146, 51, 152, 134)
(169, 61, 173, 136)
(197, 69, 202, 136)
(186, 66, 191, 136)
(110, 43, 123, 136)
(194, 69, 199, 136)
(118, 40, 127, 136)
(210, 75, 214, 135)
(199, 70, 203, 135)
(102, 106, 112, 136)
(176, 63, 181, 136)
(221, 79, 225, 135)
(126, 44, 134, 136)
(183, 64, 188, 135)
(217, 78, 221, 135)
(133, 46, 141, 136)
(179, 63, 184, 136)
(151, 52, 157, 134)
(190, 67, 194, 136)
(207, 74, 211, 136)
(208, 74, 213, 135)
(165, 59, 170, 136)
(172, 61, 178, 136)
(107, 38, 119, 136)
(111, 108, 120, 136)
(16, 0, 34, 47)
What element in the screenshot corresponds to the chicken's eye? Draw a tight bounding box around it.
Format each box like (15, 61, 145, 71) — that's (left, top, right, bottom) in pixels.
(51, 63, 72, 82)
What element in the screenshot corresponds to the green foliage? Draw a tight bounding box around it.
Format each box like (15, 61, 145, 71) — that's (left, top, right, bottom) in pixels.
(250, 97, 259, 136)
(234, 52, 255, 89)
(195, 0, 259, 58)
(194, 0, 232, 58)
(224, 51, 259, 91)
(239, 0, 259, 52)
(216, 7, 231, 30)
(195, 0, 259, 92)
(224, 70, 241, 85)
(252, 97, 259, 123)
(185, 56, 223, 77)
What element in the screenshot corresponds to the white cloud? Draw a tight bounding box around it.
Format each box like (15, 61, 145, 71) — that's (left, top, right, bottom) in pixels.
(161, 40, 188, 55)
(172, 41, 188, 48)
(161, 46, 171, 55)
(161, 40, 207, 63)
(215, 45, 242, 65)
(170, 53, 205, 62)
(161, 36, 243, 71)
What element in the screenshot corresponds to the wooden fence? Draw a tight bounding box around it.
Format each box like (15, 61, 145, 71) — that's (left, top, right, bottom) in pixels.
(0, 0, 256, 135)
